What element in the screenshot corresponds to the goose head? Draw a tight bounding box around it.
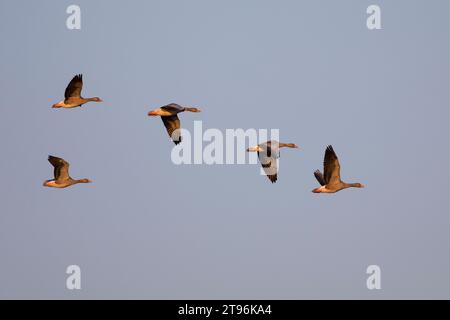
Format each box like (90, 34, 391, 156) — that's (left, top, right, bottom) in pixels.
(186, 107, 201, 113)
(280, 143, 299, 149)
(78, 178, 92, 184)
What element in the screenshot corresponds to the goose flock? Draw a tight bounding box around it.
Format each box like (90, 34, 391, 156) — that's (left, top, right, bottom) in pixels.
(44, 74, 364, 193)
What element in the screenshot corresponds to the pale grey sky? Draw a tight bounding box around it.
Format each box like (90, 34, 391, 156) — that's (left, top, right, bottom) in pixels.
(1, 0, 450, 299)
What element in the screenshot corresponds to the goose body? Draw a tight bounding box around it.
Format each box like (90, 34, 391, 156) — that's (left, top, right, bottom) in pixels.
(52, 74, 102, 109)
(147, 103, 201, 145)
(312, 145, 364, 193)
(43, 156, 92, 188)
(247, 140, 298, 183)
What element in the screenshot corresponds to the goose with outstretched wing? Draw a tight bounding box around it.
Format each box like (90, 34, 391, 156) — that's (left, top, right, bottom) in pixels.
(247, 140, 298, 183)
(148, 103, 201, 145)
(52, 74, 103, 109)
(43, 156, 92, 188)
(312, 145, 364, 193)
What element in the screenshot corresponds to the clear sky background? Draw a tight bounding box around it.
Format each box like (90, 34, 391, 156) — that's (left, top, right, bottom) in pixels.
(1, 0, 449, 299)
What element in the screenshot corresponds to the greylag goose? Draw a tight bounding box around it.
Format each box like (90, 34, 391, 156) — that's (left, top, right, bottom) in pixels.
(147, 103, 201, 145)
(312, 145, 364, 193)
(43, 156, 92, 188)
(247, 140, 298, 183)
(52, 74, 102, 108)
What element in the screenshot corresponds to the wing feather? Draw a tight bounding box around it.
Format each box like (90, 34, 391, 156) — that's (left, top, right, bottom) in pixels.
(161, 115, 182, 144)
(323, 145, 341, 185)
(314, 170, 326, 186)
(161, 103, 184, 114)
(48, 155, 70, 182)
(64, 74, 83, 99)
(258, 152, 278, 183)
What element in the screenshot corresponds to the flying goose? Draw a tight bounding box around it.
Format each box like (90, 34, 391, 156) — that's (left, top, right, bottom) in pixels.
(247, 140, 299, 183)
(147, 103, 201, 144)
(312, 145, 364, 193)
(52, 74, 103, 108)
(43, 156, 92, 188)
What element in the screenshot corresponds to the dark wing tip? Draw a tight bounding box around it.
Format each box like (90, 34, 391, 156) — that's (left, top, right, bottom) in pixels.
(314, 169, 326, 186)
(268, 174, 277, 183)
(325, 145, 338, 159)
(71, 74, 82, 84)
(161, 115, 181, 144)
(47, 155, 65, 167)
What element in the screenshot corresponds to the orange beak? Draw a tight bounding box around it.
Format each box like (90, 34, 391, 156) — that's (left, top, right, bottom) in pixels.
(148, 110, 158, 116)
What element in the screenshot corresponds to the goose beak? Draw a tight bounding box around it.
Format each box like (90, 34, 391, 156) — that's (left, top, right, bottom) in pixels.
(148, 110, 158, 116)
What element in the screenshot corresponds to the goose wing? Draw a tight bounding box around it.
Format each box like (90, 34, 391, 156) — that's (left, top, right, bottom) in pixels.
(161, 103, 184, 114)
(323, 145, 341, 185)
(161, 115, 182, 144)
(314, 170, 326, 186)
(64, 74, 83, 99)
(258, 151, 278, 183)
(48, 156, 70, 182)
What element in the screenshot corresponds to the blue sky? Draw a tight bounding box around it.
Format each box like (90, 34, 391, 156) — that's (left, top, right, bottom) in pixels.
(0, 0, 450, 298)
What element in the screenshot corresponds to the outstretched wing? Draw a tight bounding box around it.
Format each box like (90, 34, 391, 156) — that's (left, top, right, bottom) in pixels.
(64, 74, 83, 99)
(48, 155, 70, 182)
(258, 152, 278, 183)
(323, 145, 341, 185)
(161, 115, 182, 145)
(314, 170, 326, 186)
